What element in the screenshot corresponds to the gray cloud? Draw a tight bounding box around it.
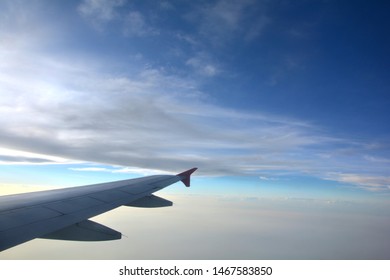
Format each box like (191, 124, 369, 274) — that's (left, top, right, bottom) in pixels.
(0, 41, 389, 188)
(0, 155, 53, 164)
(0, 1, 389, 191)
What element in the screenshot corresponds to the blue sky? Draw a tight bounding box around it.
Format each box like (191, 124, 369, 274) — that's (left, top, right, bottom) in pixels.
(1, 0, 390, 259)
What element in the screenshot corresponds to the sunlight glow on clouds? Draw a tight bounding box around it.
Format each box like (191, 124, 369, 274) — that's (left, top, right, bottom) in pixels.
(326, 173, 390, 192)
(0, 148, 74, 165)
(69, 166, 171, 176)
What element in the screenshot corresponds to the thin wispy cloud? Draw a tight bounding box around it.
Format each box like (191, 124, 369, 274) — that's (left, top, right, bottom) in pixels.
(78, 0, 159, 37)
(0, 53, 313, 175)
(1, 41, 387, 190)
(123, 11, 159, 37)
(1, 1, 390, 263)
(186, 0, 268, 45)
(0, 0, 389, 193)
(0, 148, 75, 165)
(325, 173, 390, 192)
(69, 166, 171, 176)
(186, 53, 219, 77)
(78, 0, 125, 29)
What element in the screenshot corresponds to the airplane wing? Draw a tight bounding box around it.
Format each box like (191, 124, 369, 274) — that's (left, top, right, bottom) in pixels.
(0, 167, 197, 252)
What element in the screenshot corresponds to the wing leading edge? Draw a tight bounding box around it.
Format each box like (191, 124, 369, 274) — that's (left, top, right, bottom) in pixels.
(0, 168, 197, 252)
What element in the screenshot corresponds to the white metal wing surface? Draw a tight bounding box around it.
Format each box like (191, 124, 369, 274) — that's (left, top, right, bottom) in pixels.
(0, 168, 197, 251)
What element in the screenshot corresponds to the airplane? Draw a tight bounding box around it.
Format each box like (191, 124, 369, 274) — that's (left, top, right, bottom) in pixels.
(0, 167, 197, 252)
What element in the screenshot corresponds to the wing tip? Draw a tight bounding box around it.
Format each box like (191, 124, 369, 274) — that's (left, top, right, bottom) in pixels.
(177, 167, 198, 187)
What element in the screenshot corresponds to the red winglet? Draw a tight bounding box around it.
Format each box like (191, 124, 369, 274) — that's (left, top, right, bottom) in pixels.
(177, 168, 198, 187)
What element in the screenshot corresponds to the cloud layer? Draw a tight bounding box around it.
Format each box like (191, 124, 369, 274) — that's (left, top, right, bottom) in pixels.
(0, 0, 389, 192)
(2, 195, 390, 259)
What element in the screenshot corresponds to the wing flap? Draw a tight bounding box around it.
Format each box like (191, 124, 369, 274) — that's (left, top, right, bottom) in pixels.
(125, 195, 173, 208)
(41, 220, 121, 241)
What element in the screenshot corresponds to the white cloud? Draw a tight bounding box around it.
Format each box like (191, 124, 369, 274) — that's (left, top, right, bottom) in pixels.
(123, 11, 159, 37)
(69, 167, 110, 172)
(0, 44, 320, 176)
(78, 0, 125, 28)
(0, 0, 389, 192)
(69, 166, 171, 176)
(187, 0, 268, 44)
(0, 148, 74, 165)
(112, 167, 171, 175)
(77, 0, 159, 36)
(186, 54, 219, 77)
(259, 176, 278, 181)
(160, 1, 175, 11)
(1, 43, 389, 189)
(326, 173, 390, 192)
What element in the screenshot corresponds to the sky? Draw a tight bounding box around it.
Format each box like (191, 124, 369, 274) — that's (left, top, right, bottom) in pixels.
(0, 0, 390, 259)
